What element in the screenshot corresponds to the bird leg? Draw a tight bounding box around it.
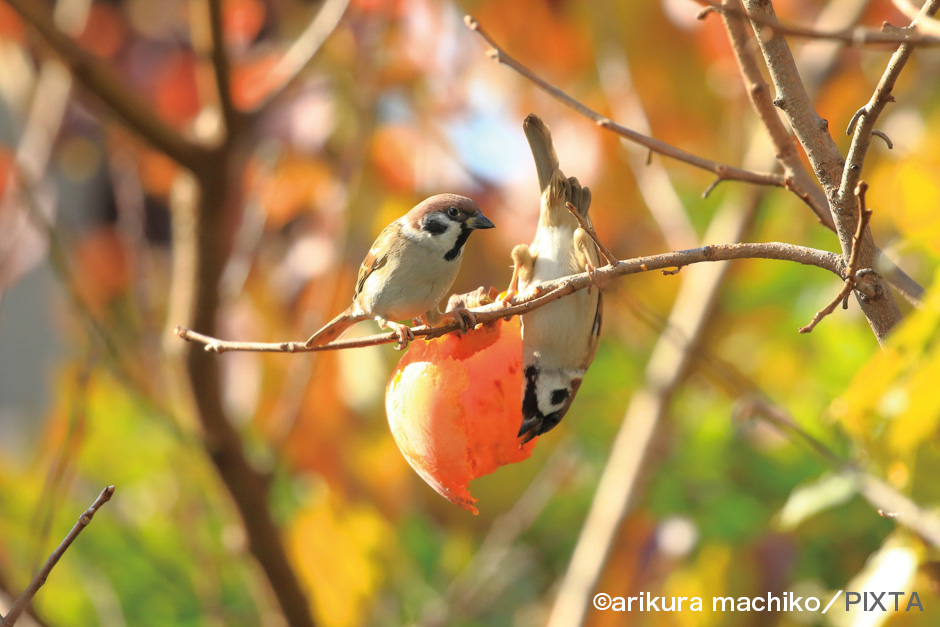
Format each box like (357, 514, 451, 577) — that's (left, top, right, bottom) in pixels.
(377, 317, 415, 351)
(566, 202, 617, 266)
(574, 228, 610, 291)
(503, 243, 535, 306)
(438, 308, 477, 333)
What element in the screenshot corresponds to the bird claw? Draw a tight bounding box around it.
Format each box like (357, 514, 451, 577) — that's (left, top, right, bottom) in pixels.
(393, 326, 415, 351)
(443, 307, 477, 333)
(382, 320, 415, 350)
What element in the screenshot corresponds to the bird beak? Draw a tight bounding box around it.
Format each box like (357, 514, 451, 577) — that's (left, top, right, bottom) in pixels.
(467, 213, 495, 230)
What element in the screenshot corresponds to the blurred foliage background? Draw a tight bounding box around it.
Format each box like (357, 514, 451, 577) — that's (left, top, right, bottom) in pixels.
(1, 0, 940, 625)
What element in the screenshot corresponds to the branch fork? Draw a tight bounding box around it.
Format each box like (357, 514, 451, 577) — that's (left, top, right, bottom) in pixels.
(799, 182, 874, 334)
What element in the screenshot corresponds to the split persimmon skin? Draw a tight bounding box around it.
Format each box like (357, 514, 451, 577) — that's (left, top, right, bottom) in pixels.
(385, 316, 537, 514)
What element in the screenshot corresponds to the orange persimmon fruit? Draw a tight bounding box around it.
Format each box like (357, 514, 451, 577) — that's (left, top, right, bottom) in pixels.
(385, 316, 537, 514)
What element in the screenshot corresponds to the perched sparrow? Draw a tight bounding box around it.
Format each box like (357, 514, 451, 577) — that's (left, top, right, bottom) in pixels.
(305, 194, 494, 349)
(507, 114, 603, 443)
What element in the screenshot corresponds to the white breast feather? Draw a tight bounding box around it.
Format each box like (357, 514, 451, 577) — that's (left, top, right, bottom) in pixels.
(521, 222, 598, 369)
(361, 219, 462, 321)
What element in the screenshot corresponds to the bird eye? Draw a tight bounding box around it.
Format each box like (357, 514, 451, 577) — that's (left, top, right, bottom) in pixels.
(447, 206, 460, 218)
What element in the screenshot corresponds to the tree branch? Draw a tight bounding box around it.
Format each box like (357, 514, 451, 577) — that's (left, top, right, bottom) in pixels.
(799, 181, 873, 333)
(1, 486, 115, 627)
(594, 47, 699, 250)
(892, 0, 940, 35)
(696, 0, 940, 46)
(168, 170, 317, 627)
(3, 0, 207, 173)
(547, 182, 763, 626)
(742, 0, 903, 344)
(464, 15, 787, 194)
(175, 241, 842, 353)
(247, 0, 351, 116)
(740, 399, 940, 548)
(840, 0, 940, 200)
(206, 0, 239, 137)
(718, 0, 923, 307)
(716, 0, 833, 229)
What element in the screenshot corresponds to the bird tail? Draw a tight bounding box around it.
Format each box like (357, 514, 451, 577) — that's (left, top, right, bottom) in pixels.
(523, 113, 560, 193)
(304, 308, 364, 347)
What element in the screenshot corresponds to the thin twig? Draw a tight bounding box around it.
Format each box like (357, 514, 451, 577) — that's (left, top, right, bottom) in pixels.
(419, 444, 580, 626)
(717, 0, 834, 230)
(248, 0, 351, 116)
(565, 202, 617, 265)
(696, 0, 940, 46)
(742, 0, 903, 345)
(464, 15, 787, 192)
(593, 45, 698, 250)
(176, 241, 842, 353)
(548, 183, 763, 627)
(840, 0, 940, 201)
(4, 0, 207, 172)
(740, 399, 940, 548)
(800, 182, 873, 333)
(892, 0, 940, 35)
(1, 487, 115, 627)
(736, 398, 844, 467)
(205, 0, 239, 136)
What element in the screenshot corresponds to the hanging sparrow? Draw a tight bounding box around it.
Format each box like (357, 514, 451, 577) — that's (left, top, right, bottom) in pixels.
(305, 194, 494, 349)
(507, 114, 606, 443)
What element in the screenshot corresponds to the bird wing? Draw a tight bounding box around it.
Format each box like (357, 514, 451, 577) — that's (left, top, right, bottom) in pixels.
(354, 222, 395, 298)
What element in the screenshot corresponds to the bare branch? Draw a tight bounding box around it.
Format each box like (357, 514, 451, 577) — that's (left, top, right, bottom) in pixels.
(565, 202, 617, 266)
(717, 0, 834, 229)
(548, 180, 763, 626)
(741, 399, 940, 548)
(840, 0, 940, 199)
(464, 15, 787, 191)
(167, 173, 317, 626)
(892, 0, 940, 35)
(248, 0, 351, 115)
(696, 0, 940, 46)
(204, 0, 239, 136)
(419, 444, 580, 626)
(1, 486, 115, 627)
(4, 0, 207, 172)
(742, 0, 903, 344)
(858, 475, 940, 548)
(799, 181, 873, 333)
(176, 241, 842, 353)
(706, 0, 922, 307)
(594, 46, 698, 250)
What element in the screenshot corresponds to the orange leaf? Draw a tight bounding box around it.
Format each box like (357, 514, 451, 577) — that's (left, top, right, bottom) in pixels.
(224, 0, 265, 47)
(232, 53, 282, 110)
(154, 52, 201, 125)
(73, 227, 130, 313)
(0, 4, 24, 42)
(76, 3, 127, 59)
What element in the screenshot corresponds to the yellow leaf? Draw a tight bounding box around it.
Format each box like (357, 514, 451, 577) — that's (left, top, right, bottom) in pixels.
(288, 495, 391, 627)
(834, 269, 940, 456)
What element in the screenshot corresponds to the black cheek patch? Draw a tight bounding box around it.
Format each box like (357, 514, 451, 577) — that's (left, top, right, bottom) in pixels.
(423, 216, 449, 235)
(444, 225, 472, 261)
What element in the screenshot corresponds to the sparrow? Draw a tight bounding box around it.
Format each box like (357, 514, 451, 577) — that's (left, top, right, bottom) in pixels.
(305, 194, 494, 349)
(507, 114, 603, 443)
